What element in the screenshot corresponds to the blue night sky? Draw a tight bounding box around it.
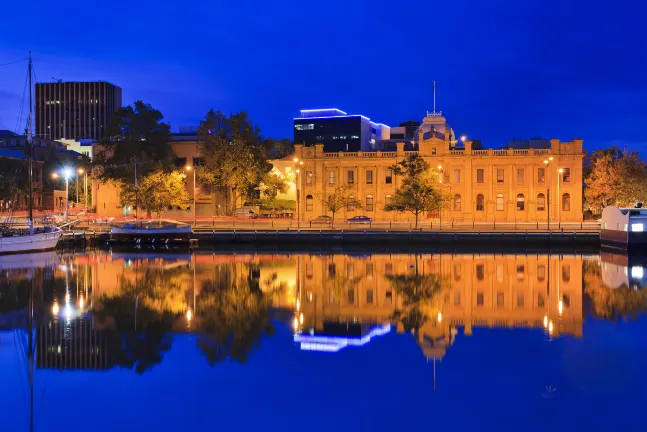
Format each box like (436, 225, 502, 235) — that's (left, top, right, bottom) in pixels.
(0, 0, 645, 153)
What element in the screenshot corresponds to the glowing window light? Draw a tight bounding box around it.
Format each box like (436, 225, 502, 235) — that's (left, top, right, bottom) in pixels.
(631, 266, 644, 279)
(631, 223, 644, 232)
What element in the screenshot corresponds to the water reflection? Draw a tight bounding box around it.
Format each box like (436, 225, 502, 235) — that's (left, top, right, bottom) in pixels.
(2, 249, 647, 375)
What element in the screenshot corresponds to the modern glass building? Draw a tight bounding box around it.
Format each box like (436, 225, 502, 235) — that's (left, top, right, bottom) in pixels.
(35, 81, 122, 141)
(294, 108, 390, 152)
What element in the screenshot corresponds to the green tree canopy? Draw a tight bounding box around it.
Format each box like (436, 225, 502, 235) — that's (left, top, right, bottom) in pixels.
(384, 154, 449, 227)
(120, 170, 190, 217)
(316, 184, 363, 225)
(197, 110, 272, 213)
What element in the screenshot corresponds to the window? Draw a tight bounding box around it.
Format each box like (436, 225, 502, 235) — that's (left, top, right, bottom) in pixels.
(453, 168, 461, 183)
(477, 292, 484, 306)
(537, 265, 546, 282)
(476, 168, 484, 183)
(174, 157, 187, 167)
(328, 171, 335, 184)
(517, 168, 525, 184)
(193, 157, 203, 166)
(562, 264, 571, 282)
(366, 169, 373, 184)
(538, 167, 545, 183)
(385, 291, 392, 305)
(517, 293, 525, 307)
(516, 194, 525, 211)
(295, 123, 314, 130)
(563, 294, 571, 308)
(496, 263, 504, 282)
(496, 194, 505, 211)
(516, 265, 525, 281)
(347, 263, 354, 278)
(366, 263, 374, 279)
(476, 194, 485, 211)
(385, 169, 393, 184)
(385, 194, 392, 204)
(537, 194, 546, 211)
(347, 170, 354, 184)
(306, 195, 313, 211)
(385, 263, 393, 275)
(476, 264, 485, 280)
(306, 171, 313, 185)
(454, 292, 461, 306)
(538, 293, 545, 307)
(347, 195, 355, 211)
(562, 193, 571, 211)
(453, 264, 461, 281)
(366, 195, 374, 211)
(306, 263, 313, 279)
(347, 289, 355, 304)
(453, 194, 462, 211)
(366, 289, 374, 304)
(497, 292, 504, 307)
(497, 169, 504, 183)
(562, 168, 571, 183)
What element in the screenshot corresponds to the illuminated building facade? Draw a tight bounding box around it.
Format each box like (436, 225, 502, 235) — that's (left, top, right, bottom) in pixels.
(292, 112, 585, 222)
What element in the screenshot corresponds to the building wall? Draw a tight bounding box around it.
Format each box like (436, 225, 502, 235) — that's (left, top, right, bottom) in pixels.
(291, 126, 585, 222)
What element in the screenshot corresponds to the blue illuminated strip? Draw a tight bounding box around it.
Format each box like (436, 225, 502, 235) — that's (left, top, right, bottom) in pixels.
(300, 108, 348, 115)
(294, 324, 391, 353)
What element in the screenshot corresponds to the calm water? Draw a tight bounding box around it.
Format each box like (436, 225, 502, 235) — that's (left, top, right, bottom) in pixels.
(1, 248, 646, 431)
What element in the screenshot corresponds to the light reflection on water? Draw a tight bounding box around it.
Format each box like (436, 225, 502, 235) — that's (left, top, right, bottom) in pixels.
(1, 249, 646, 431)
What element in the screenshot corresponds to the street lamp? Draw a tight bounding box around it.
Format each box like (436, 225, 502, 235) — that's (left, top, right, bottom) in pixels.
(543, 157, 554, 230)
(558, 168, 564, 229)
(185, 165, 196, 226)
(78, 168, 88, 213)
(294, 158, 303, 229)
(437, 165, 444, 230)
(460, 135, 467, 143)
(52, 168, 74, 223)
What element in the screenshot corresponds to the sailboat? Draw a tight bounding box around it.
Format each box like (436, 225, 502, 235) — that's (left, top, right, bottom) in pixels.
(0, 53, 62, 254)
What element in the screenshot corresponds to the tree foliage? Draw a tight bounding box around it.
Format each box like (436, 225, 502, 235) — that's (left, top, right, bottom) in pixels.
(384, 154, 449, 227)
(260, 171, 290, 213)
(196, 110, 272, 213)
(0, 157, 29, 202)
(584, 147, 647, 209)
(94, 101, 172, 184)
(120, 170, 190, 217)
(316, 184, 363, 225)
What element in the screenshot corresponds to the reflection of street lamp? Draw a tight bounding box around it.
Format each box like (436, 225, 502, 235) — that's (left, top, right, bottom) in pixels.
(543, 157, 554, 229)
(185, 165, 197, 225)
(52, 167, 74, 223)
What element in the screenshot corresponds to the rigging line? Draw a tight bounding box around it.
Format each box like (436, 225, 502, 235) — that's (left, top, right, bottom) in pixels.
(0, 57, 28, 67)
(14, 70, 29, 134)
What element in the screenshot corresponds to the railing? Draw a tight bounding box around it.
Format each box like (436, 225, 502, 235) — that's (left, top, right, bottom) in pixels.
(533, 149, 550, 155)
(404, 151, 418, 156)
(493, 150, 508, 156)
(344, 152, 358, 158)
(321, 148, 553, 159)
(513, 149, 529, 155)
(381, 152, 396, 157)
(360, 152, 377, 158)
(473, 150, 489, 156)
(450, 150, 464, 156)
(324, 153, 339, 158)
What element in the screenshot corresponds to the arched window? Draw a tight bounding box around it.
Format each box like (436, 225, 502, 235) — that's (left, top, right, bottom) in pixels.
(537, 193, 546, 211)
(562, 193, 571, 211)
(476, 194, 485, 211)
(496, 194, 504, 211)
(385, 194, 392, 203)
(516, 193, 525, 211)
(453, 194, 462, 211)
(366, 195, 374, 211)
(305, 195, 313, 212)
(347, 195, 355, 211)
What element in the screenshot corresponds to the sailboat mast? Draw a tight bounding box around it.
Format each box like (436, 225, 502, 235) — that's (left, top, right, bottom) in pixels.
(27, 52, 34, 224)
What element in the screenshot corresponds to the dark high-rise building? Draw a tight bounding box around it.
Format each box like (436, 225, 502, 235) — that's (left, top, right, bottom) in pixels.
(35, 81, 122, 141)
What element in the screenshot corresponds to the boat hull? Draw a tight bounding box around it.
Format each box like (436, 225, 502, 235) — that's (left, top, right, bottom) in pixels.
(0, 230, 62, 254)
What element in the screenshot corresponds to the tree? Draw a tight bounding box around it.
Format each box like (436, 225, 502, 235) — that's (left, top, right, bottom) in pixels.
(260, 171, 289, 214)
(120, 170, 190, 217)
(197, 110, 272, 214)
(0, 157, 29, 205)
(316, 184, 363, 226)
(267, 138, 295, 159)
(384, 154, 449, 227)
(584, 147, 647, 210)
(94, 101, 172, 186)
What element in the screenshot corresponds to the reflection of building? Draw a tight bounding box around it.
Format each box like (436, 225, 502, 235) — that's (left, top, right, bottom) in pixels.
(294, 253, 584, 357)
(292, 112, 584, 222)
(36, 318, 110, 370)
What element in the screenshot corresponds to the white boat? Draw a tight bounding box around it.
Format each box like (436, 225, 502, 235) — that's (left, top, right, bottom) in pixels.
(600, 204, 647, 250)
(110, 219, 193, 243)
(0, 227, 62, 254)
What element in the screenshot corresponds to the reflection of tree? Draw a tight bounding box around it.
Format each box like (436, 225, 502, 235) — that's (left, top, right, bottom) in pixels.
(195, 276, 275, 365)
(0, 277, 30, 314)
(93, 266, 190, 374)
(584, 261, 647, 321)
(387, 260, 448, 337)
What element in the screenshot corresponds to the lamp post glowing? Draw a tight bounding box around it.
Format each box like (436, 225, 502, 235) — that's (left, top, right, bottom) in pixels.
(78, 168, 88, 213)
(557, 168, 564, 229)
(543, 157, 554, 230)
(460, 135, 467, 143)
(294, 158, 303, 229)
(437, 165, 443, 230)
(185, 165, 197, 225)
(53, 168, 74, 223)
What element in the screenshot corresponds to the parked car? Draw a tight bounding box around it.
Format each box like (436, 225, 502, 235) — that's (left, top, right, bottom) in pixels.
(234, 208, 258, 218)
(310, 215, 332, 224)
(346, 216, 372, 224)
